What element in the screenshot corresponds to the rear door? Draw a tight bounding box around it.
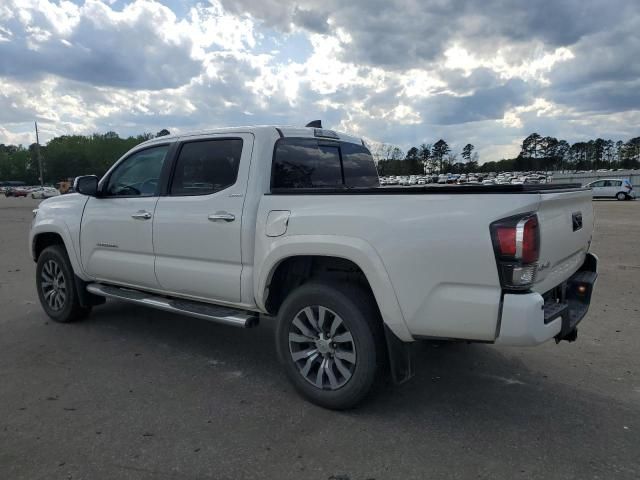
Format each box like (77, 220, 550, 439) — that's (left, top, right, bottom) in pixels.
(604, 180, 622, 197)
(152, 134, 253, 303)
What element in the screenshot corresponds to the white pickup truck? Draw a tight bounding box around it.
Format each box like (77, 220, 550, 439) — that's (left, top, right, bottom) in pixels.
(30, 124, 598, 409)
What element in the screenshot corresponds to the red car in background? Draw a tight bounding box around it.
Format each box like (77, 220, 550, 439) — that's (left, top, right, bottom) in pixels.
(4, 187, 28, 198)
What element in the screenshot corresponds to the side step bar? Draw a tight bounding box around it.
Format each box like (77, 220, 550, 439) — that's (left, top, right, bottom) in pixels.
(86, 283, 259, 328)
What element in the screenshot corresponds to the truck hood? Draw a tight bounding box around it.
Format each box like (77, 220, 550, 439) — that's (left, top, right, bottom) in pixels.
(36, 193, 89, 220)
(38, 192, 87, 209)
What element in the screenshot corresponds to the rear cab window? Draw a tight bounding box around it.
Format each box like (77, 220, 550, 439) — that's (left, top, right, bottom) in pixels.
(271, 138, 379, 190)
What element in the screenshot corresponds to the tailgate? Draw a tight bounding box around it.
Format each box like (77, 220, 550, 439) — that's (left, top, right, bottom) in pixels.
(533, 188, 594, 293)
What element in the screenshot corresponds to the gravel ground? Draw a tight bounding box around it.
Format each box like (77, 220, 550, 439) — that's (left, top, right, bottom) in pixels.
(1, 196, 639, 480)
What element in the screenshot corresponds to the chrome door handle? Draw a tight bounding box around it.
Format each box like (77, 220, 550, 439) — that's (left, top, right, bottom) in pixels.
(131, 211, 152, 220)
(208, 212, 235, 222)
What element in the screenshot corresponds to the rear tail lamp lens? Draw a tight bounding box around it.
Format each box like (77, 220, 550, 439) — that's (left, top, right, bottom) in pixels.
(495, 227, 516, 256)
(490, 213, 540, 291)
(521, 216, 539, 263)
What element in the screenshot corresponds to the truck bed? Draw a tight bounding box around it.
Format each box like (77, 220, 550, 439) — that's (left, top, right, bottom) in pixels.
(257, 184, 594, 342)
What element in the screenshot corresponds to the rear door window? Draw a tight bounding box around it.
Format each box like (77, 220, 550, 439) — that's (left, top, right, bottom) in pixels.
(170, 139, 243, 196)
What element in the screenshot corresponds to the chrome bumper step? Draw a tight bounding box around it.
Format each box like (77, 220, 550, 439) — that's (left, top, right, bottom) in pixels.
(86, 283, 259, 328)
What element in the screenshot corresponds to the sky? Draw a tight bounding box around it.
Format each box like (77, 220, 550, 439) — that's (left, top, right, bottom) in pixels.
(1, 0, 639, 161)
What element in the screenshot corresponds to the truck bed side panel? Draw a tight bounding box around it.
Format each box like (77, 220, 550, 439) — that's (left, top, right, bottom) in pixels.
(256, 193, 544, 341)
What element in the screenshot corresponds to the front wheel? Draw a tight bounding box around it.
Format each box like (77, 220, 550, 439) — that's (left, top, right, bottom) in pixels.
(616, 192, 627, 201)
(276, 282, 382, 410)
(36, 245, 91, 322)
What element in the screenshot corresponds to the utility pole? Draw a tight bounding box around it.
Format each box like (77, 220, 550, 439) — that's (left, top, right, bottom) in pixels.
(35, 121, 43, 186)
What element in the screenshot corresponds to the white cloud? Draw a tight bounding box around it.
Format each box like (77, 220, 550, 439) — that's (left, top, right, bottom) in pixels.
(0, 0, 639, 164)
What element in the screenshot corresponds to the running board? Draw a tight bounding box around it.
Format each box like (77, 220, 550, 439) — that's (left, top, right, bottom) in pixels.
(86, 283, 259, 328)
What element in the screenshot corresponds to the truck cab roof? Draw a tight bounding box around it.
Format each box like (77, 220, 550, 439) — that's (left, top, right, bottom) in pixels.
(138, 125, 365, 148)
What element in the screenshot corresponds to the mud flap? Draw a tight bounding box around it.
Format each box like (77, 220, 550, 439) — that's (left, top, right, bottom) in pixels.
(74, 275, 106, 308)
(384, 325, 416, 384)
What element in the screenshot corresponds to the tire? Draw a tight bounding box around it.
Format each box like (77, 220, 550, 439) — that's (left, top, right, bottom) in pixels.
(616, 192, 626, 201)
(276, 281, 383, 410)
(36, 245, 91, 322)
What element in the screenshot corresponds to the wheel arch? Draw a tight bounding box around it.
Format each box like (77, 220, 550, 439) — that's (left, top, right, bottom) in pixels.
(31, 224, 87, 280)
(33, 232, 65, 261)
(616, 191, 629, 199)
(255, 235, 413, 342)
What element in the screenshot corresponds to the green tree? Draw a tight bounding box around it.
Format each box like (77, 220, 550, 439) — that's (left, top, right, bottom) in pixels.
(431, 139, 450, 172)
(416, 143, 430, 173)
(461, 144, 474, 162)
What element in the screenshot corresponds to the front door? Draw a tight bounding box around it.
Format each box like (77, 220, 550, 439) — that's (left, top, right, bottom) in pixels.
(80, 144, 171, 289)
(153, 134, 253, 303)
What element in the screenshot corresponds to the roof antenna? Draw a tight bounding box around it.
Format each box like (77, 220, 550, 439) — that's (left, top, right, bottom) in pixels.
(305, 120, 322, 128)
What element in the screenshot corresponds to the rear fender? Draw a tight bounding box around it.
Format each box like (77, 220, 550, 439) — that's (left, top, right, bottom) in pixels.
(255, 234, 413, 342)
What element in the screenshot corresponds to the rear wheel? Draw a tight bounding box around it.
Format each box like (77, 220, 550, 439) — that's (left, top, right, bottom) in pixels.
(616, 192, 626, 201)
(276, 282, 382, 409)
(36, 245, 91, 322)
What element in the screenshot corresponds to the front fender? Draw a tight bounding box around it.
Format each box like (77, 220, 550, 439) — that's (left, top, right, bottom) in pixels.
(30, 219, 89, 281)
(254, 234, 414, 342)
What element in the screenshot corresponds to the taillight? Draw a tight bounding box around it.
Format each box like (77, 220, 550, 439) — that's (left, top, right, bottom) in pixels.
(490, 213, 540, 291)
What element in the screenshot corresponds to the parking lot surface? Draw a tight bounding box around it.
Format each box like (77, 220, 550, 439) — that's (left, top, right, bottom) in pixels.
(1, 196, 639, 480)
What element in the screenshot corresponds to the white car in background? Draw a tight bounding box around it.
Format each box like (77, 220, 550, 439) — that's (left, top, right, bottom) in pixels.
(31, 187, 61, 199)
(585, 178, 635, 200)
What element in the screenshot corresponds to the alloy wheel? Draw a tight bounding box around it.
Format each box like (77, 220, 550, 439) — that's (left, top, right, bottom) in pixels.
(288, 306, 357, 390)
(41, 259, 67, 311)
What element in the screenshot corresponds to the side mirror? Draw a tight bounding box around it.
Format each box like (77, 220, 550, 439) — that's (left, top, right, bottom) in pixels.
(74, 176, 99, 196)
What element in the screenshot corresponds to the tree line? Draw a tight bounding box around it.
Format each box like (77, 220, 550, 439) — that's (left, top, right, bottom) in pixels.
(373, 134, 640, 176)
(1, 129, 639, 184)
(0, 129, 170, 185)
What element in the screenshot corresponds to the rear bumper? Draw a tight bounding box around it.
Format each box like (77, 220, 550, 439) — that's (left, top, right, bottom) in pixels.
(495, 253, 598, 346)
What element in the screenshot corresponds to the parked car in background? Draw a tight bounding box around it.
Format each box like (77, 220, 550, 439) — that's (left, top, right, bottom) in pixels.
(31, 187, 61, 199)
(0, 181, 27, 194)
(585, 178, 635, 200)
(467, 175, 480, 184)
(5, 187, 28, 197)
